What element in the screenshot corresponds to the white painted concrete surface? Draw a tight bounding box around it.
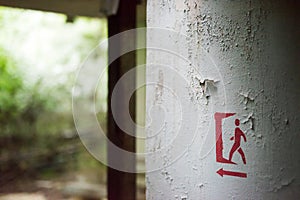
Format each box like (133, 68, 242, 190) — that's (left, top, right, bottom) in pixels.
(146, 0, 300, 199)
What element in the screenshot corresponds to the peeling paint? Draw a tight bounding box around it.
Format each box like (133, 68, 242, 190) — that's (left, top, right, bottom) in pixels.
(272, 178, 295, 192)
(187, 67, 219, 105)
(240, 91, 255, 104)
(147, 0, 300, 199)
(161, 169, 173, 185)
(180, 195, 188, 200)
(241, 112, 255, 130)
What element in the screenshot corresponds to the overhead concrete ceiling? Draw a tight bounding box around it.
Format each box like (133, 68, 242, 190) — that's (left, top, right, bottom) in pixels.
(0, 0, 120, 17)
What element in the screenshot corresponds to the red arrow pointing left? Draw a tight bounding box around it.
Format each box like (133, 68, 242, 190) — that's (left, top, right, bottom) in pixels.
(217, 168, 247, 178)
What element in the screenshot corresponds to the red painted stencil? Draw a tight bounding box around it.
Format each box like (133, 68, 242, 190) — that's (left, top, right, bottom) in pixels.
(214, 112, 247, 178)
(217, 168, 247, 178)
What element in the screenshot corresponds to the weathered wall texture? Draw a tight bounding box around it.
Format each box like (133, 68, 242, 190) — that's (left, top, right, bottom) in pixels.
(146, 0, 299, 199)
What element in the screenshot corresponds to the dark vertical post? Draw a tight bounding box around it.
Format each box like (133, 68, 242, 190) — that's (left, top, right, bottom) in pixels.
(107, 0, 137, 200)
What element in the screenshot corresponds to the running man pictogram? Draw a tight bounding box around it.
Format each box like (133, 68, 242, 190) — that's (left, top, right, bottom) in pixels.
(229, 119, 247, 164)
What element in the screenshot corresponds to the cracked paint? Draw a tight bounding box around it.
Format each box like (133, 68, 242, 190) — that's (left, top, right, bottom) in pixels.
(146, 0, 300, 199)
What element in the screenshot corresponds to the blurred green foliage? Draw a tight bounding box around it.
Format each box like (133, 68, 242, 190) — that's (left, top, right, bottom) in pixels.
(0, 48, 67, 180)
(0, 7, 108, 181)
(0, 48, 55, 137)
(0, 49, 22, 120)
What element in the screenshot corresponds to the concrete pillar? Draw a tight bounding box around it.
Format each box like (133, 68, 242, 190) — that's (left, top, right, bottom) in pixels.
(146, 0, 300, 199)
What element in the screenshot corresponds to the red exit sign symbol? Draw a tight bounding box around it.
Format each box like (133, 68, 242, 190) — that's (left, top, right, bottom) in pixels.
(214, 112, 247, 178)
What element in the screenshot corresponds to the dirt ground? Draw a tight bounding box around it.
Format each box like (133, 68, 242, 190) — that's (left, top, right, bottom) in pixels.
(0, 179, 65, 200)
(0, 175, 145, 200)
